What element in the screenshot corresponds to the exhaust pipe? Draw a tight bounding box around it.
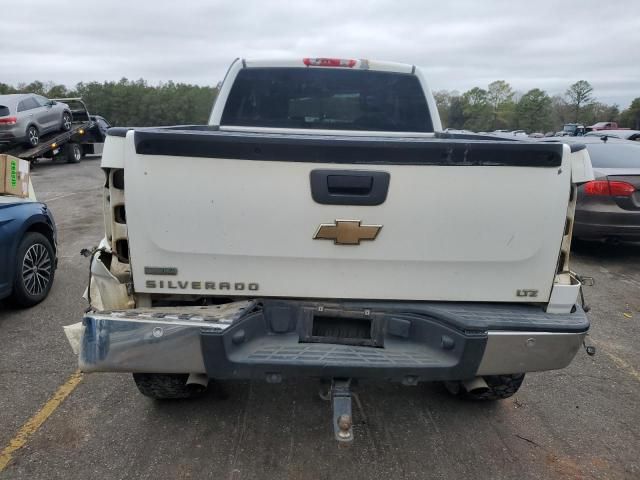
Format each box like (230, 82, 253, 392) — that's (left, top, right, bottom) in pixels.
(186, 373, 209, 389)
(462, 377, 489, 394)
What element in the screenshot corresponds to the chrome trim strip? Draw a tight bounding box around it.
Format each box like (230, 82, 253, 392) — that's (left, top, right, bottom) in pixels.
(476, 331, 585, 375)
(89, 314, 230, 329)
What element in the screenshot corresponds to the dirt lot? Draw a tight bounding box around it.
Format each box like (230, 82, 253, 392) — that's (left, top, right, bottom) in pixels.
(1, 157, 639, 479)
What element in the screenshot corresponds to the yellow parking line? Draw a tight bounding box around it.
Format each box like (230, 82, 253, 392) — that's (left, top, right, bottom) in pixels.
(0, 370, 83, 472)
(590, 339, 640, 384)
(603, 351, 640, 383)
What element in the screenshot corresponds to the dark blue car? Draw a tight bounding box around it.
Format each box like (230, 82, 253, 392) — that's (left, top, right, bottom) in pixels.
(0, 198, 57, 307)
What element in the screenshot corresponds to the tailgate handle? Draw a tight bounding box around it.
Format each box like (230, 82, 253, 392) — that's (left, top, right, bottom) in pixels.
(310, 169, 390, 206)
(327, 175, 372, 195)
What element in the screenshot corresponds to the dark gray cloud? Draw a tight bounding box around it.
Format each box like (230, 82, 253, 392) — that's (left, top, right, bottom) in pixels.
(2, 0, 638, 107)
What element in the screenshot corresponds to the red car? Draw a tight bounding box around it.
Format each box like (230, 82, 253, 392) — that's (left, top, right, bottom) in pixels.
(588, 121, 629, 131)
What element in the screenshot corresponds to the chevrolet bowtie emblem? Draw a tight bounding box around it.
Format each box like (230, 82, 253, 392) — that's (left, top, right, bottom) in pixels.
(313, 220, 382, 245)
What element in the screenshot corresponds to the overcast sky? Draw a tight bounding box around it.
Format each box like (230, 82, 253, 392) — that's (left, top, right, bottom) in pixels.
(2, 0, 638, 107)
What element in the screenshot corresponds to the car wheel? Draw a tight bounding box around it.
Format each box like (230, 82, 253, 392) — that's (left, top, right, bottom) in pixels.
(443, 374, 525, 401)
(132, 373, 207, 399)
(11, 232, 56, 307)
(66, 143, 82, 163)
(61, 112, 72, 131)
(26, 126, 39, 147)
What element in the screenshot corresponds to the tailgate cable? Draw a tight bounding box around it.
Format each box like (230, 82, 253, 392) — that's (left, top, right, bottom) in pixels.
(572, 272, 594, 313)
(573, 272, 596, 356)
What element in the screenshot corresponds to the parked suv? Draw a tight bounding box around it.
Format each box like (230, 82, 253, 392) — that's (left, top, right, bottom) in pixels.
(0, 94, 72, 147)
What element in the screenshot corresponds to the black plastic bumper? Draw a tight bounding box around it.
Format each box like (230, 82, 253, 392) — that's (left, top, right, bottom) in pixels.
(199, 300, 589, 383)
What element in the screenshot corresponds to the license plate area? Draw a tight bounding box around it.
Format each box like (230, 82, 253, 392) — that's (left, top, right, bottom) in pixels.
(300, 308, 384, 347)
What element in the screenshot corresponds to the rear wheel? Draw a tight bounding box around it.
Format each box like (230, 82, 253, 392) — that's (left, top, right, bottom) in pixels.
(11, 232, 56, 307)
(65, 143, 82, 163)
(61, 112, 72, 131)
(26, 125, 39, 147)
(444, 374, 525, 401)
(133, 373, 207, 399)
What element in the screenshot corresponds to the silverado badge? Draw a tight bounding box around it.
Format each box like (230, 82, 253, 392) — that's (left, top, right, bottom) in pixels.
(313, 220, 382, 245)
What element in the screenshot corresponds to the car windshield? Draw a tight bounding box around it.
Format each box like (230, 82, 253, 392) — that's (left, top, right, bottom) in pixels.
(34, 95, 50, 107)
(586, 143, 640, 168)
(221, 67, 433, 132)
(0, 105, 9, 117)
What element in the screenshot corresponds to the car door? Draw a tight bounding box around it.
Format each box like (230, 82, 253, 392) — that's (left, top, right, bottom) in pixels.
(33, 95, 58, 133)
(17, 97, 41, 134)
(0, 203, 20, 297)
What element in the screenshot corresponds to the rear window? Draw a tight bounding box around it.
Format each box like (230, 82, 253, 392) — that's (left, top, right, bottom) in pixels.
(221, 67, 433, 132)
(586, 143, 640, 168)
(0, 106, 9, 117)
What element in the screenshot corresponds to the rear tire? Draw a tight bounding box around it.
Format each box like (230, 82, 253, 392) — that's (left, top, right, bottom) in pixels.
(65, 143, 82, 163)
(11, 232, 56, 307)
(133, 373, 207, 399)
(444, 374, 525, 401)
(61, 112, 72, 131)
(26, 125, 39, 147)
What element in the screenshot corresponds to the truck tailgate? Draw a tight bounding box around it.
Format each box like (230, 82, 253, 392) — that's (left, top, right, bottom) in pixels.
(123, 129, 570, 302)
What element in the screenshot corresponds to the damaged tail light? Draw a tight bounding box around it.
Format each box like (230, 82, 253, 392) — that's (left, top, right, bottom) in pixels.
(584, 180, 635, 197)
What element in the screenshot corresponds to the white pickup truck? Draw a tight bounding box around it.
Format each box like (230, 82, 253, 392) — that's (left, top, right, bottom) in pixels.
(66, 57, 594, 443)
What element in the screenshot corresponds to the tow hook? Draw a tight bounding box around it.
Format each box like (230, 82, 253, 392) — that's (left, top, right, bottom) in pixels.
(321, 378, 354, 444)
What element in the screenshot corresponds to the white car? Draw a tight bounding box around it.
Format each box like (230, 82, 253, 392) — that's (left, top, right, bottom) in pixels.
(585, 129, 640, 141)
(0, 94, 72, 146)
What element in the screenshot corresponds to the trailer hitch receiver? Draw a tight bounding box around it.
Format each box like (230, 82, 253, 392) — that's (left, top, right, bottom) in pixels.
(331, 378, 354, 443)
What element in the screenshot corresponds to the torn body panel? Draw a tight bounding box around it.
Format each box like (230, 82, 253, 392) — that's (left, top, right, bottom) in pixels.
(84, 243, 133, 311)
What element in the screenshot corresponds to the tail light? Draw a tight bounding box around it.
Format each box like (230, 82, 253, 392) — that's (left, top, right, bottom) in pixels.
(584, 180, 636, 197)
(303, 58, 356, 68)
(0, 116, 17, 125)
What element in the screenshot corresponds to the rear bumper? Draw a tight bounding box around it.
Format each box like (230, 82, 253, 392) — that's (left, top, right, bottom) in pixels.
(0, 125, 23, 143)
(0, 132, 21, 144)
(574, 209, 640, 240)
(75, 300, 588, 381)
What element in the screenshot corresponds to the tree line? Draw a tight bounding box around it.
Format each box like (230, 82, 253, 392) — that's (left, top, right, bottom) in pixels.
(0, 79, 218, 127)
(1, 78, 639, 132)
(434, 80, 640, 132)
